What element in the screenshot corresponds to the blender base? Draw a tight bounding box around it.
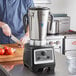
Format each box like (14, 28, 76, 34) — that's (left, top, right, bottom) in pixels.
(23, 43, 55, 73)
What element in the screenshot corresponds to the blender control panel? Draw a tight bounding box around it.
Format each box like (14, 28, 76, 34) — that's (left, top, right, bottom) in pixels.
(34, 48, 54, 64)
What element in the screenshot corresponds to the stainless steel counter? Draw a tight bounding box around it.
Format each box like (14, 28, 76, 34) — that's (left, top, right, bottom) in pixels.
(47, 35, 64, 39)
(9, 52, 70, 76)
(47, 31, 76, 39)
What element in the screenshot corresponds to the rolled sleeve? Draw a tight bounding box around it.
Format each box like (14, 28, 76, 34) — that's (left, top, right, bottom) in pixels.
(23, 0, 34, 32)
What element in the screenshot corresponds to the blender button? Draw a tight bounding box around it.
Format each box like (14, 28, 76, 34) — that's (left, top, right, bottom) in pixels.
(37, 57, 40, 60)
(56, 41, 60, 45)
(41, 51, 46, 56)
(49, 42, 53, 45)
(47, 56, 50, 59)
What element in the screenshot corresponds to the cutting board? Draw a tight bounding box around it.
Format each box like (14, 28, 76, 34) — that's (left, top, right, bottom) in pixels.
(0, 44, 24, 62)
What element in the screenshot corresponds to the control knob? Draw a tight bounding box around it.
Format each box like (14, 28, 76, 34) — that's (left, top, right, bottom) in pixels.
(41, 51, 46, 56)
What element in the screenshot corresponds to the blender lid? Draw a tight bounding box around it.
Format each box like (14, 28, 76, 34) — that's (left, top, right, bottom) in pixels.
(29, 7, 50, 10)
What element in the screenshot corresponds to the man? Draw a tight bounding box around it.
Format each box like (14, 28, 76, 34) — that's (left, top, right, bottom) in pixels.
(0, 0, 34, 45)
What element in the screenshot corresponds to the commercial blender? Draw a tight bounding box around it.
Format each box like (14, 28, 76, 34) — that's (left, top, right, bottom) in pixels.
(23, 7, 55, 73)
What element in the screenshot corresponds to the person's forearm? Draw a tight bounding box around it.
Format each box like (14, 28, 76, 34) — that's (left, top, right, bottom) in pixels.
(0, 21, 11, 36)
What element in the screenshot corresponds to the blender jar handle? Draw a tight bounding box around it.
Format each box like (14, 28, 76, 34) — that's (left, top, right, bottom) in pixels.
(49, 12, 54, 30)
(23, 14, 29, 33)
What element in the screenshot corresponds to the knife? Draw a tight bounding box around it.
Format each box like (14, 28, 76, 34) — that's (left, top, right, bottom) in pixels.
(10, 34, 23, 45)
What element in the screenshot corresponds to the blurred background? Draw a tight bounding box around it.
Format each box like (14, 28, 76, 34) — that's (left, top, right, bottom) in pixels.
(33, 0, 76, 31)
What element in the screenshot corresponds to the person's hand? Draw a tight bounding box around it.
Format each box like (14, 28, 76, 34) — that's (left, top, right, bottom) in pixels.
(20, 32, 29, 45)
(1, 24, 11, 36)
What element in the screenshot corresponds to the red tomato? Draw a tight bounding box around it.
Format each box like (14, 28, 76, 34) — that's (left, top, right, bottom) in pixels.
(0, 48, 5, 55)
(4, 46, 9, 51)
(5, 48, 15, 55)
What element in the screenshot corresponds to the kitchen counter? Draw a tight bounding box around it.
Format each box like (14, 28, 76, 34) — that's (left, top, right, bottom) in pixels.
(9, 52, 70, 76)
(0, 44, 70, 76)
(1, 53, 70, 76)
